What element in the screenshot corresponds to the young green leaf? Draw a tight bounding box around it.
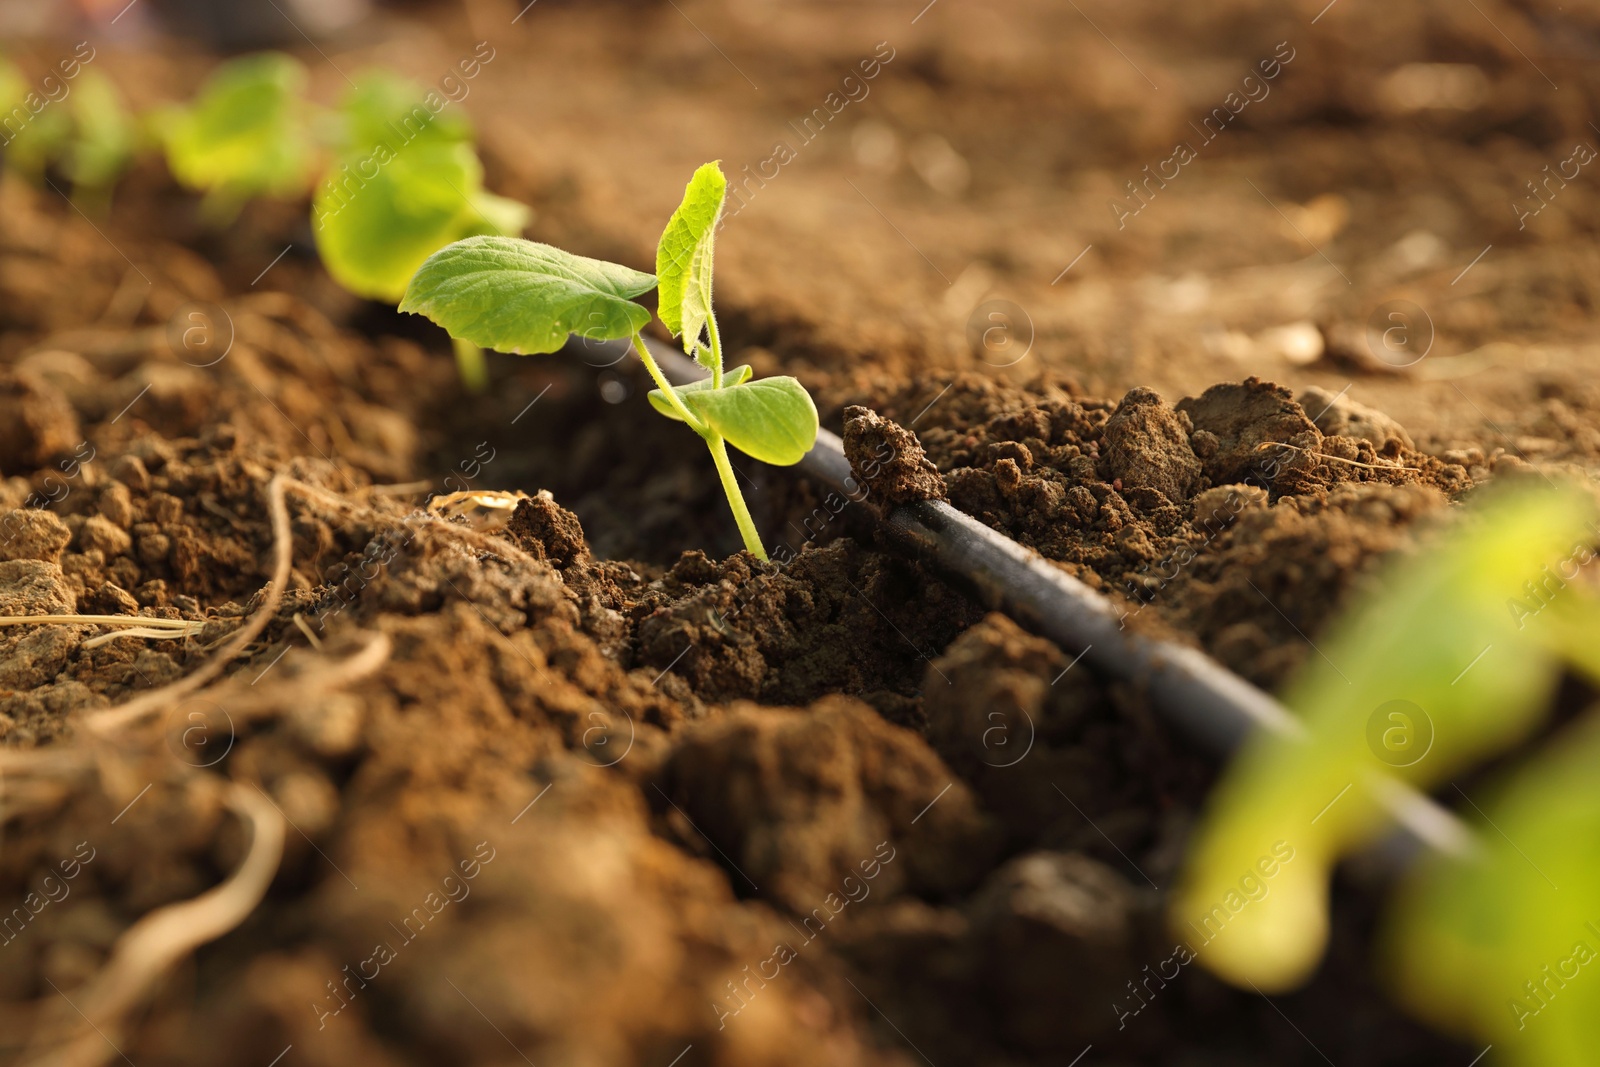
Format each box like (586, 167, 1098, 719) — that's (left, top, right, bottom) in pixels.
(315, 140, 528, 301)
(1384, 713, 1600, 1067)
(0, 57, 23, 114)
(655, 161, 727, 364)
(400, 235, 656, 354)
(648, 364, 753, 421)
(330, 71, 472, 157)
(313, 73, 530, 302)
(0, 57, 73, 180)
(63, 68, 137, 196)
(675, 376, 819, 466)
(1170, 481, 1598, 993)
(158, 53, 314, 210)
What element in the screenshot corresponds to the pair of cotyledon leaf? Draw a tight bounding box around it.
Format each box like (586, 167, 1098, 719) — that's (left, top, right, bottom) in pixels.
(400, 161, 818, 468)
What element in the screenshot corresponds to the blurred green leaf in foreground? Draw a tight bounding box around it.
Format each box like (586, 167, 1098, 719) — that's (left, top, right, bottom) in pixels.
(1170, 477, 1600, 1067)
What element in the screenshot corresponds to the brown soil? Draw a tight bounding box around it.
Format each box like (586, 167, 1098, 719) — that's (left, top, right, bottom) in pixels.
(3, 0, 1598, 1064)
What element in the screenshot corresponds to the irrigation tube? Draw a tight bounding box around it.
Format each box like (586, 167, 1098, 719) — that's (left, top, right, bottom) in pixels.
(573, 335, 1467, 862)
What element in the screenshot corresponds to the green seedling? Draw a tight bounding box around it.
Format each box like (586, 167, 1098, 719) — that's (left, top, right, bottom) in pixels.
(314, 71, 529, 391)
(156, 52, 316, 222)
(399, 161, 818, 559)
(61, 68, 137, 212)
(0, 56, 74, 181)
(0, 61, 133, 212)
(1377, 511, 1600, 1067)
(1170, 480, 1600, 998)
(1384, 714, 1600, 1067)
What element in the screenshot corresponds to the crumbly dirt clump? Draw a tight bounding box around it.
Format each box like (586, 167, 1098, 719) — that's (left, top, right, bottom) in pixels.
(661, 695, 995, 912)
(1100, 387, 1202, 504)
(841, 405, 947, 513)
(1177, 377, 1323, 489)
(850, 371, 1479, 689)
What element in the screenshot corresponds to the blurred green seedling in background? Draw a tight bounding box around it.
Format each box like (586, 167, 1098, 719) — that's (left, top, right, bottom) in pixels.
(0, 55, 77, 184)
(0, 58, 135, 212)
(1171, 479, 1600, 1067)
(400, 161, 818, 559)
(60, 68, 138, 213)
(155, 52, 316, 223)
(313, 70, 529, 391)
(9, 52, 531, 392)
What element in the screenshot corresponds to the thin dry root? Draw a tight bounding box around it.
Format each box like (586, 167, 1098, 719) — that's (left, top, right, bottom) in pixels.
(220, 630, 392, 727)
(291, 612, 324, 649)
(1, 473, 398, 770)
(0, 616, 201, 629)
(0, 616, 207, 651)
(20, 782, 285, 1067)
(1256, 441, 1420, 472)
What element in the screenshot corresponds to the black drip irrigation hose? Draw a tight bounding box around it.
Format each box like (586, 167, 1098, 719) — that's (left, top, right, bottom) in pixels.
(571, 335, 1471, 865)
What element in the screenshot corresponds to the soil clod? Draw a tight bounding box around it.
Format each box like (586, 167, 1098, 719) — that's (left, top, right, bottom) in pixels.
(968, 851, 1141, 1049)
(662, 694, 994, 912)
(1101, 387, 1203, 505)
(506, 489, 592, 570)
(842, 405, 947, 514)
(0, 508, 73, 563)
(1177, 377, 1322, 489)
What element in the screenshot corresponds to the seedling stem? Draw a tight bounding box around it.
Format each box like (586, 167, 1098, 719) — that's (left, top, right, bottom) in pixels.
(706, 308, 725, 389)
(709, 434, 764, 558)
(454, 337, 490, 393)
(631, 333, 705, 431)
(632, 330, 767, 559)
